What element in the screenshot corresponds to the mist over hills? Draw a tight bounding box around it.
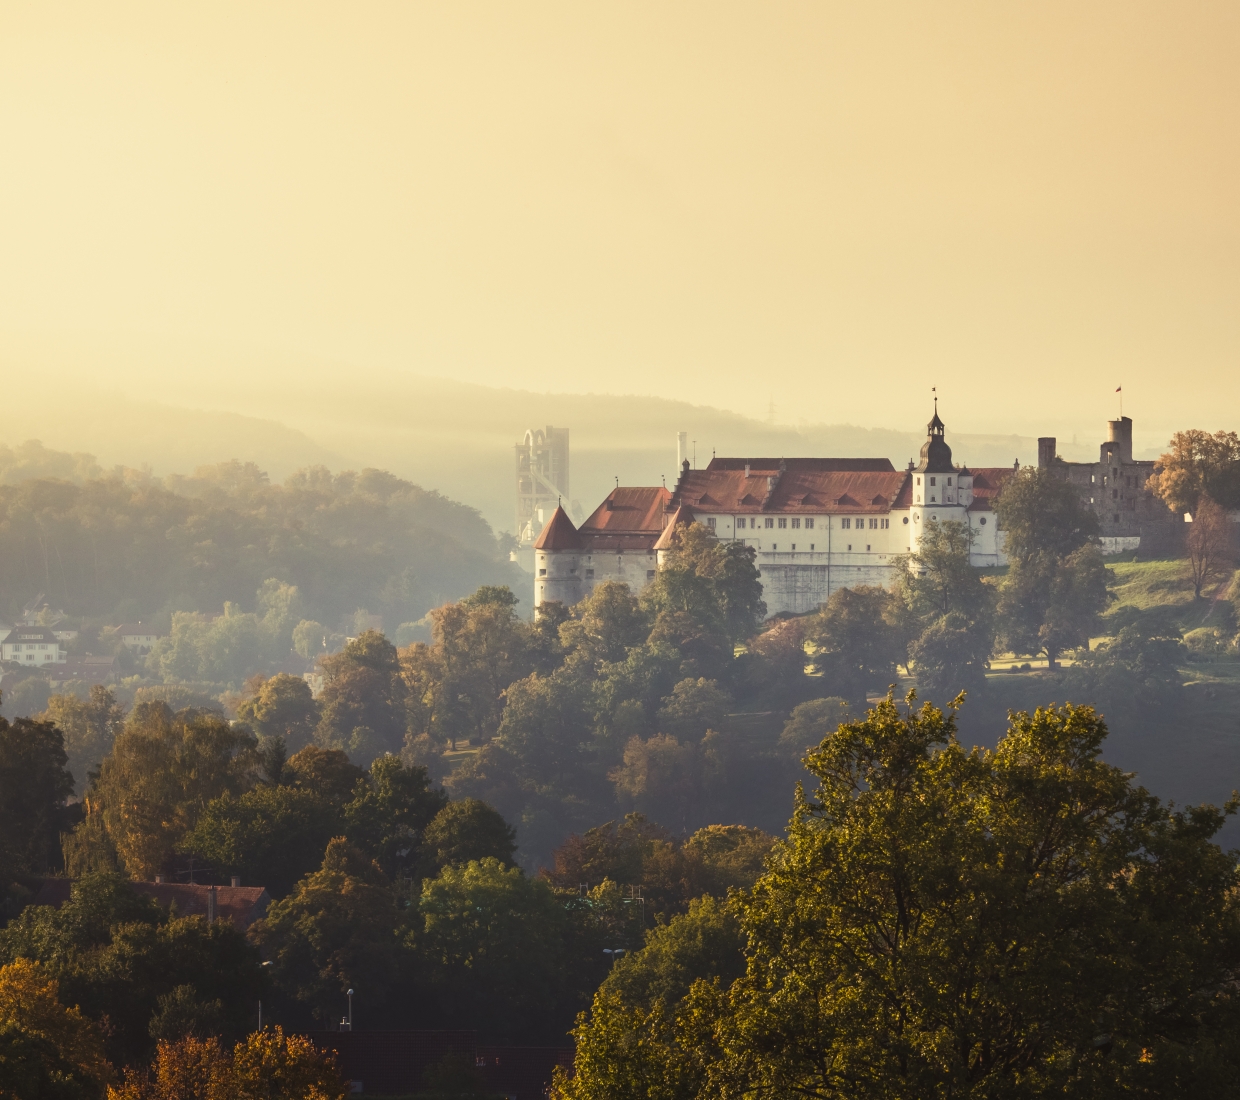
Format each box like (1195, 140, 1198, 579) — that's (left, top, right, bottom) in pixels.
(3, 334, 1124, 533)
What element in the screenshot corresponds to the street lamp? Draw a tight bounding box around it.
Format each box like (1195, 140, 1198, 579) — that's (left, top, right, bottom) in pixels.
(347, 989, 354, 1031)
(603, 949, 626, 966)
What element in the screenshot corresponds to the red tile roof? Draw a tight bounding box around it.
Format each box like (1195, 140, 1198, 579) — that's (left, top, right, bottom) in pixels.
(653, 504, 696, 550)
(965, 468, 1016, 512)
(671, 458, 905, 515)
(579, 487, 670, 536)
(533, 506, 583, 550)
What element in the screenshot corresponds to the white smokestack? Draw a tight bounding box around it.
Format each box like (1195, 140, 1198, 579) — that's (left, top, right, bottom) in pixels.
(677, 432, 688, 469)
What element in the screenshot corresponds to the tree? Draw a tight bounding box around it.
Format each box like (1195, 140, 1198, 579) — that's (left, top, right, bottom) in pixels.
(655, 678, 730, 739)
(777, 697, 853, 758)
(419, 799, 517, 873)
(1185, 495, 1236, 599)
(0, 959, 112, 1099)
(895, 518, 990, 621)
(0, 715, 75, 875)
(285, 746, 365, 807)
(315, 632, 408, 762)
(235, 675, 320, 754)
(342, 755, 447, 879)
(907, 609, 992, 698)
(40, 686, 126, 797)
(998, 544, 1110, 667)
(610, 734, 698, 823)
(251, 838, 404, 1025)
(1148, 429, 1240, 514)
(698, 696, 1240, 1098)
(805, 586, 904, 698)
(680, 826, 774, 897)
(995, 468, 1108, 668)
(559, 582, 650, 667)
(180, 785, 338, 898)
(89, 704, 257, 880)
(994, 465, 1101, 563)
(410, 858, 580, 1043)
(432, 587, 532, 749)
(108, 1028, 346, 1100)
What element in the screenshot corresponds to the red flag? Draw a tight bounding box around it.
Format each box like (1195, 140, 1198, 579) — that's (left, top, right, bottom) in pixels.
(1115, 386, 1122, 392)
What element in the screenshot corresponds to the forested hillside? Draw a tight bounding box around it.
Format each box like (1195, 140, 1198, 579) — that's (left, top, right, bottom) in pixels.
(0, 457, 525, 633)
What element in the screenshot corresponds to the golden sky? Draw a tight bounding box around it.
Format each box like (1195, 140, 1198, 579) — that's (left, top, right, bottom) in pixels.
(1, 1, 1237, 440)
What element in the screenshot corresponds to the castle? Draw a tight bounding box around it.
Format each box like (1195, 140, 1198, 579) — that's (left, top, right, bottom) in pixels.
(532, 410, 1178, 617)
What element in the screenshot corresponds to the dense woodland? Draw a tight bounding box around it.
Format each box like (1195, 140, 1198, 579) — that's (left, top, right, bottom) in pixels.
(0, 435, 1239, 1097)
(0, 454, 523, 644)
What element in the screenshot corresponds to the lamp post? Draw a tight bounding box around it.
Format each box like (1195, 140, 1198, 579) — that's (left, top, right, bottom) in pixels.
(603, 949, 626, 966)
(347, 989, 354, 1030)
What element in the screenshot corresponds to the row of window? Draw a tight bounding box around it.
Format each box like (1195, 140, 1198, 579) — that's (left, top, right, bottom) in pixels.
(706, 516, 897, 530)
(915, 476, 953, 487)
(6, 643, 51, 651)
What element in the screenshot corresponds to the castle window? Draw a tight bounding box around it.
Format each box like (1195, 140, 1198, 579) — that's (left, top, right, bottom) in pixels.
(930, 495, 936, 503)
(916, 477, 921, 485)
(791, 518, 800, 528)
(706, 517, 716, 529)
(765, 518, 774, 528)
(791, 543, 796, 550)
(538, 568, 546, 576)
(847, 544, 852, 551)
(1114, 513, 1120, 523)
(772, 543, 777, 550)
(869, 518, 878, 529)
(586, 569, 595, 579)
(947, 478, 952, 486)
(881, 519, 889, 529)
(810, 543, 815, 550)
(930, 477, 936, 486)
(980, 517, 987, 525)
(1112, 489, 1118, 500)
(903, 517, 909, 524)
(841, 518, 851, 529)
(778, 518, 787, 529)
(866, 544, 871, 551)
(805, 518, 814, 529)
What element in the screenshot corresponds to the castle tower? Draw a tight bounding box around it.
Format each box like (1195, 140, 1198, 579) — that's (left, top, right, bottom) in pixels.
(910, 404, 969, 548)
(532, 504, 583, 613)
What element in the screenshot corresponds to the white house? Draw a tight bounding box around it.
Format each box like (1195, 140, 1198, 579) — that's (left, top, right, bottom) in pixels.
(1, 626, 67, 666)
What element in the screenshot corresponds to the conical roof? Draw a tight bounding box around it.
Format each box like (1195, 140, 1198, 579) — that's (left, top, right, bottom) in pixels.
(653, 504, 696, 550)
(533, 505, 583, 550)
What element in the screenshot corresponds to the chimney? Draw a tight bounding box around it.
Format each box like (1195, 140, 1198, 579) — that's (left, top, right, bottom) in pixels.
(744, 463, 750, 478)
(676, 432, 688, 469)
(230, 875, 241, 887)
(1037, 437, 1057, 469)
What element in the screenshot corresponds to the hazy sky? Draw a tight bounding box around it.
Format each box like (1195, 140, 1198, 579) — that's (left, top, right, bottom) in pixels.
(2, 2, 1237, 439)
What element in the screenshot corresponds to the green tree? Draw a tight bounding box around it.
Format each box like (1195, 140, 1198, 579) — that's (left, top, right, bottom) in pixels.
(419, 798, 517, 874)
(252, 838, 404, 1025)
(655, 678, 730, 739)
(995, 465, 1102, 562)
(89, 703, 257, 880)
(642, 524, 765, 654)
(805, 586, 904, 699)
(410, 858, 579, 1043)
(180, 785, 338, 898)
(235, 674, 320, 754)
(315, 631, 409, 761)
(692, 696, 1240, 1098)
(290, 620, 327, 661)
(907, 609, 992, 698)
(777, 697, 853, 758)
(40, 686, 126, 797)
(432, 587, 532, 749)
(0, 715, 75, 876)
(559, 582, 650, 667)
(998, 543, 1110, 667)
(285, 745, 365, 807)
(995, 467, 1108, 668)
(342, 755, 447, 879)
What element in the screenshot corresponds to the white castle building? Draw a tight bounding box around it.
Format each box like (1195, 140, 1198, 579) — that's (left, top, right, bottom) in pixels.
(533, 408, 1017, 616)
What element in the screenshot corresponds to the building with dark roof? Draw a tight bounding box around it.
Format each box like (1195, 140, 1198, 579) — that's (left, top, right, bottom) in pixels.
(534, 409, 1016, 616)
(32, 879, 271, 930)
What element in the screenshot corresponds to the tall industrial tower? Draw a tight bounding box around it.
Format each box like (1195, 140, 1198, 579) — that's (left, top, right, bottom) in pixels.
(514, 426, 570, 562)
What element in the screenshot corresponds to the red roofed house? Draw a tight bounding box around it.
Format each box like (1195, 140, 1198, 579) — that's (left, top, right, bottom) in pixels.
(534, 409, 1016, 616)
